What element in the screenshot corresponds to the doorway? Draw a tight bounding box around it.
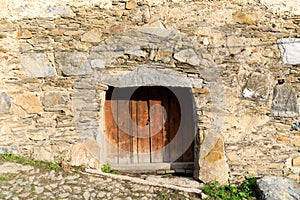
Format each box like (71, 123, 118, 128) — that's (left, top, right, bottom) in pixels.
(104, 86, 195, 171)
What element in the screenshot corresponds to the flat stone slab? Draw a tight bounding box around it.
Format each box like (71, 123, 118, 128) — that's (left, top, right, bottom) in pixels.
(55, 52, 92, 76)
(257, 176, 300, 200)
(277, 38, 300, 64)
(0, 92, 11, 114)
(272, 84, 299, 117)
(100, 67, 198, 88)
(0, 162, 33, 174)
(86, 169, 202, 194)
(145, 175, 203, 189)
(20, 53, 57, 78)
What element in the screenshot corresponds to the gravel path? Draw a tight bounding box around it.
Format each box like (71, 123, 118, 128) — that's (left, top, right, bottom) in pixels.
(0, 162, 203, 199)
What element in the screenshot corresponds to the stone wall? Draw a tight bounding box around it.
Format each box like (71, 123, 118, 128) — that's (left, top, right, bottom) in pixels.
(0, 0, 299, 184)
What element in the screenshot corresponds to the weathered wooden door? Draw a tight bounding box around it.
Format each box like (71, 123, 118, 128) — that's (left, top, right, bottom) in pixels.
(105, 86, 194, 165)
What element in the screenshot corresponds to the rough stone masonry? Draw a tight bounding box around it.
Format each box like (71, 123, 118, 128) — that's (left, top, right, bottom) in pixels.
(0, 0, 299, 184)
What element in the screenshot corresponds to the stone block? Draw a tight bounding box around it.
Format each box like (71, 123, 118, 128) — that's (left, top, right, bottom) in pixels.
(125, 46, 148, 58)
(0, 146, 19, 154)
(100, 67, 193, 88)
(32, 146, 54, 162)
(165, 169, 175, 174)
(226, 35, 244, 55)
(91, 59, 105, 69)
(272, 84, 299, 117)
(277, 38, 300, 65)
(42, 92, 68, 107)
(125, 1, 138, 10)
(17, 29, 32, 39)
(204, 138, 224, 163)
(70, 140, 100, 169)
(0, 162, 33, 174)
(81, 28, 101, 43)
(156, 170, 166, 175)
(226, 152, 240, 162)
(257, 176, 300, 200)
(0, 92, 11, 114)
(292, 138, 300, 147)
(46, 5, 75, 18)
(50, 29, 64, 36)
(139, 23, 173, 38)
(260, 0, 300, 15)
(198, 137, 229, 184)
(20, 53, 57, 78)
(276, 137, 289, 142)
(29, 134, 48, 141)
(15, 92, 43, 114)
(55, 52, 92, 76)
(174, 49, 201, 66)
(242, 72, 269, 99)
(191, 78, 204, 88)
(109, 25, 125, 35)
(154, 49, 173, 63)
(292, 157, 300, 166)
(232, 11, 255, 25)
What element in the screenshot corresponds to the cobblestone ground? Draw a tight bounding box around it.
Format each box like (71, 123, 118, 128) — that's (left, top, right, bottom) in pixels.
(0, 162, 202, 199)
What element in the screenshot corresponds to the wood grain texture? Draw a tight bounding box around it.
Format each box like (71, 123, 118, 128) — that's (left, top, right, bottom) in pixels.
(136, 89, 150, 163)
(104, 98, 119, 164)
(118, 99, 131, 164)
(149, 87, 164, 163)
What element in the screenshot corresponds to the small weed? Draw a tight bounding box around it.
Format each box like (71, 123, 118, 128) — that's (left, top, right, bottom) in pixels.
(111, 170, 120, 175)
(240, 177, 259, 197)
(157, 191, 168, 200)
(164, 173, 173, 177)
(75, 165, 86, 173)
(101, 162, 112, 173)
(101, 162, 119, 174)
(0, 176, 9, 181)
(203, 178, 258, 200)
(30, 184, 36, 193)
(0, 173, 17, 181)
(48, 162, 61, 171)
(0, 153, 25, 163)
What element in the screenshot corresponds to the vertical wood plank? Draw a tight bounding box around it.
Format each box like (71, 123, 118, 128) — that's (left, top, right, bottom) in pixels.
(137, 87, 151, 163)
(161, 88, 170, 162)
(150, 87, 164, 163)
(117, 99, 131, 164)
(104, 98, 119, 164)
(130, 93, 139, 163)
(168, 89, 182, 162)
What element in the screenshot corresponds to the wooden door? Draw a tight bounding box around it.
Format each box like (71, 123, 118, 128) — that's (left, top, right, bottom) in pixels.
(105, 86, 194, 164)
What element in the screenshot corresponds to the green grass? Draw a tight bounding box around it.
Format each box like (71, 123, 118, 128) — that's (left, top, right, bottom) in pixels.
(163, 173, 173, 177)
(0, 153, 62, 171)
(0, 176, 9, 181)
(101, 162, 119, 174)
(75, 165, 86, 173)
(0, 173, 17, 181)
(30, 183, 36, 193)
(203, 178, 258, 200)
(157, 191, 168, 200)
